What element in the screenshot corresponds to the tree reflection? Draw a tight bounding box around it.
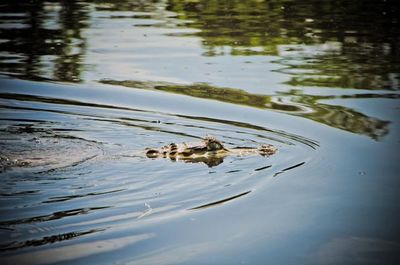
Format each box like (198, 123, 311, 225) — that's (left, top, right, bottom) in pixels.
(0, 1, 89, 82)
(0, 0, 397, 139)
(100, 79, 392, 140)
(0, 0, 165, 82)
(167, 0, 400, 90)
(1, 0, 397, 88)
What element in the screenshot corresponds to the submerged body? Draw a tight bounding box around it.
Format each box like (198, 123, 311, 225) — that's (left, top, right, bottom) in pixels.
(145, 136, 277, 167)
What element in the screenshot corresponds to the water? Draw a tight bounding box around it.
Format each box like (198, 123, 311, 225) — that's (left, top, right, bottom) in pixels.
(0, 1, 399, 264)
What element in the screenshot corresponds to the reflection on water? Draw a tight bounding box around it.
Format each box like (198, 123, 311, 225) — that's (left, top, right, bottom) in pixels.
(100, 79, 391, 139)
(1, 0, 400, 264)
(0, 206, 109, 226)
(168, 0, 400, 90)
(0, 0, 400, 90)
(0, 1, 90, 82)
(1, 0, 398, 89)
(0, 0, 398, 140)
(1, 229, 102, 251)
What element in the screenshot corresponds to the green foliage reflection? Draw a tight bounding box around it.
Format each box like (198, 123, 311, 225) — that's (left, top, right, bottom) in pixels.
(100, 79, 391, 140)
(167, 0, 400, 90)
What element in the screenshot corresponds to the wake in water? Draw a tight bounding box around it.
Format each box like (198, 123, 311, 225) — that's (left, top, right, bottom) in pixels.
(0, 92, 317, 258)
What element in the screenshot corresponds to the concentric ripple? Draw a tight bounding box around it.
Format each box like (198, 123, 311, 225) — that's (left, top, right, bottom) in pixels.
(0, 93, 318, 253)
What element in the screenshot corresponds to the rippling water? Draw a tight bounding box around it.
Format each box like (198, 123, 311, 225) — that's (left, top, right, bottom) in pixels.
(0, 78, 322, 264)
(0, 1, 400, 264)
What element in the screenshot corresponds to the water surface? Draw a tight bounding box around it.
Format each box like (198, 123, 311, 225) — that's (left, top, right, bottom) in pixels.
(0, 1, 399, 264)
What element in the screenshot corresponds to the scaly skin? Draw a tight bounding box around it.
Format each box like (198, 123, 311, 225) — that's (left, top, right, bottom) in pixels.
(145, 136, 277, 167)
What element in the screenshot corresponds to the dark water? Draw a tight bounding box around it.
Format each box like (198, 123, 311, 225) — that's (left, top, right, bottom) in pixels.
(0, 1, 399, 264)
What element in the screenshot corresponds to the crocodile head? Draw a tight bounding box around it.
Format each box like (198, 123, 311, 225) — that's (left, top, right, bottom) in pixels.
(145, 136, 276, 167)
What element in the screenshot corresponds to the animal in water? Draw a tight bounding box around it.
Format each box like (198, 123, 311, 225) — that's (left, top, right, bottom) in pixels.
(145, 136, 277, 167)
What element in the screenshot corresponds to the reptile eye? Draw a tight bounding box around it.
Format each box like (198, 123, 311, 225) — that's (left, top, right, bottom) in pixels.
(146, 150, 159, 158)
(182, 151, 193, 157)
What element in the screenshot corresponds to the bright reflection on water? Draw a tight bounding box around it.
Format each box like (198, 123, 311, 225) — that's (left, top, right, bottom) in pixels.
(0, 0, 400, 264)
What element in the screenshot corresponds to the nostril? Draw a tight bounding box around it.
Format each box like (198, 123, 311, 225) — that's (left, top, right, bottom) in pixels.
(258, 144, 277, 156)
